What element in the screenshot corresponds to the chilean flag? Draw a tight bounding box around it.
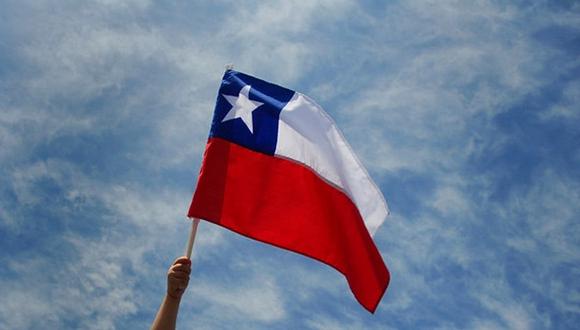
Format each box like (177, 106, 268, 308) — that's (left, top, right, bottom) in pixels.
(188, 70, 390, 312)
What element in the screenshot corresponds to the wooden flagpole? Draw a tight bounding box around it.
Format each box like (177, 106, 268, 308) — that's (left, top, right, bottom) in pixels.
(185, 218, 201, 259)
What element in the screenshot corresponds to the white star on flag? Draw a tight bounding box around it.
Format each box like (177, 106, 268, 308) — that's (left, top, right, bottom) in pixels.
(221, 85, 263, 134)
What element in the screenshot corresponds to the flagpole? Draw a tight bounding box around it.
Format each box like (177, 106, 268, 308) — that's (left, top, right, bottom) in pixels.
(185, 218, 201, 259)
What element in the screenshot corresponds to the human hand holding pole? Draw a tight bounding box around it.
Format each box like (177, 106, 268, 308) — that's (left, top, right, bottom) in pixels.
(167, 257, 192, 300)
(151, 219, 200, 330)
(151, 257, 192, 330)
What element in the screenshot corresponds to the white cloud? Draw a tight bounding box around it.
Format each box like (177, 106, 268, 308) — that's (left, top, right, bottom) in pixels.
(476, 296, 535, 330)
(93, 0, 152, 10)
(305, 314, 391, 330)
(541, 80, 580, 120)
(0, 155, 230, 327)
(430, 184, 471, 217)
(209, 0, 355, 83)
(314, 1, 567, 178)
(502, 169, 580, 315)
(184, 273, 286, 328)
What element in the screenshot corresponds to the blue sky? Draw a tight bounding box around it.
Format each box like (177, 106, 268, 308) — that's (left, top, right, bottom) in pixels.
(1, 1, 579, 329)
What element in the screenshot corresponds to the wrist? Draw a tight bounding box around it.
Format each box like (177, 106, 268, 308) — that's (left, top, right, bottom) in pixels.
(166, 292, 182, 302)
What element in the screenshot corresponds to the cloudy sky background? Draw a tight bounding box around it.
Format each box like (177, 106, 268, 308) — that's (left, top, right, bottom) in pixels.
(1, 0, 579, 329)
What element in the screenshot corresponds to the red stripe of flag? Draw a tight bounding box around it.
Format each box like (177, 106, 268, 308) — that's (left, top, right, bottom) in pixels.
(188, 137, 389, 312)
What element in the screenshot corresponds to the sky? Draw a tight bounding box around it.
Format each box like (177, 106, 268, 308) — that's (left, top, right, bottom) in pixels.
(0, 0, 579, 329)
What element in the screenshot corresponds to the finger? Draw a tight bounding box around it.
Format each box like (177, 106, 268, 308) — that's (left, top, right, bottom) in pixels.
(172, 256, 191, 266)
(171, 263, 191, 274)
(169, 271, 190, 280)
(172, 261, 191, 270)
(172, 268, 191, 276)
(170, 267, 191, 277)
(169, 269, 190, 278)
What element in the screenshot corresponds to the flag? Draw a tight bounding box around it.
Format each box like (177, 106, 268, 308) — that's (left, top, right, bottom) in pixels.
(188, 69, 390, 312)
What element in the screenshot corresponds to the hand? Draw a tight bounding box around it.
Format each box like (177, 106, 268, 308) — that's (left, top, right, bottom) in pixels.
(166, 256, 191, 300)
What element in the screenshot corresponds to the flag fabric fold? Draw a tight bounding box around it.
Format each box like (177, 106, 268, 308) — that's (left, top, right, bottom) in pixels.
(188, 70, 390, 312)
